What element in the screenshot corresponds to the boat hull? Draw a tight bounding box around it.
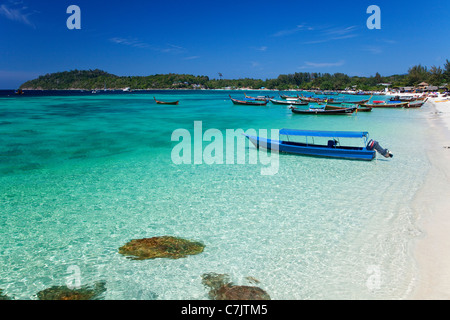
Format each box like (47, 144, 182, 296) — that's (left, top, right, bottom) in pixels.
(291, 107, 356, 115)
(245, 135, 376, 161)
(327, 99, 369, 105)
(362, 102, 409, 108)
(154, 97, 179, 105)
(230, 95, 268, 106)
(325, 104, 372, 112)
(270, 99, 307, 105)
(155, 101, 179, 105)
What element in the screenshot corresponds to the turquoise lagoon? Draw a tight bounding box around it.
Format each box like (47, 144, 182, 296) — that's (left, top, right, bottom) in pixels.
(0, 91, 430, 299)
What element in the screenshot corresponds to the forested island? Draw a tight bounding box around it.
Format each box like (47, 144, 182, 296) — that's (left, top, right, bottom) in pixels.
(20, 60, 450, 91)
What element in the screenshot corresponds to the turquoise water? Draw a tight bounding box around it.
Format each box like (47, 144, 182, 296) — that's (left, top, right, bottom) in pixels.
(0, 91, 430, 299)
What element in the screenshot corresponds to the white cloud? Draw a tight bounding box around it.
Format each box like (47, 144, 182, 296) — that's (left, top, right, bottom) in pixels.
(159, 44, 185, 53)
(110, 37, 150, 48)
(274, 24, 360, 44)
(324, 26, 357, 36)
(272, 24, 310, 37)
(183, 56, 200, 60)
(0, 1, 36, 27)
(299, 60, 345, 69)
(363, 46, 383, 54)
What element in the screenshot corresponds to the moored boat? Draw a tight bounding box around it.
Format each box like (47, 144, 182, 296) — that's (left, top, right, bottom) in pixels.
(326, 99, 370, 105)
(244, 93, 272, 101)
(405, 99, 428, 108)
(389, 95, 416, 102)
(229, 95, 268, 106)
(270, 98, 308, 105)
(362, 101, 409, 108)
(357, 106, 372, 112)
(325, 104, 372, 112)
(291, 106, 356, 115)
(154, 97, 179, 105)
(280, 94, 301, 100)
(244, 129, 393, 161)
(299, 95, 330, 103)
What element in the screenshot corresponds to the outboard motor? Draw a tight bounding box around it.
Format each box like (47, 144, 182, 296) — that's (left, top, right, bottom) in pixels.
(367, 139, 393, 158)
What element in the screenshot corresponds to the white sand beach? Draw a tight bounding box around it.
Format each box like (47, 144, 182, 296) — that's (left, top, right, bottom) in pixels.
(409, 96, 450, 299)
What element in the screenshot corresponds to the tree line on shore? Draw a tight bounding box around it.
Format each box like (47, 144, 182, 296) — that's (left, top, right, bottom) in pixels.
(20, 60, 450, 91)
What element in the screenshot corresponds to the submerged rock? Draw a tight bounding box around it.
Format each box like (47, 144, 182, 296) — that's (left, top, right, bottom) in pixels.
(202, 273, 231, 294)
(118, 236, 205, 260)
(201, 273, 270, 300)
(214, 284, 271, 300)
(0, 289, 12, 300)
(37, 281, 106, 300)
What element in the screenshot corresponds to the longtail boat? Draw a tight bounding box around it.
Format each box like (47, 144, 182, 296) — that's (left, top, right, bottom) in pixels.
(316, 91, 340, 95)
(362, 101, 409, 108)
(229, 95, 268, 106)
(325, 104, 372, 112)
(270, 98, 308, 106)
(291, 106, 356, 115)
(357, 106, 372, 112)
(389, 96, 416, 102)
(405, 99, 428, 108)
(244, 129, 393, 161)
(326, 99, 370, 105)
(280, 94, 300, 100)
(154, 97, 179, 105)
(244, 93, 272, 101)
(389, 96, 427, 102)
(299, 96, 330, 103)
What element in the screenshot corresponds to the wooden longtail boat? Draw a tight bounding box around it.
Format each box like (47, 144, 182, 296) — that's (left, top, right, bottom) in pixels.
(270, 98, 308, 106)
(244, 129, 393, 161)
(229, 95, 268, 106)
(405, 99, 428, 108)
(244, 93, 272, 101)
(299, 96, 330, 103)
(291, 106, 356, 115)
(389, 96, 416, 102)
(325, 104, 372, 112)
(362, 101, 409, 108)
(280, 94, 300, 100)
(326, 99, 370, 105)
(316, 91, 340, 95)
(389, 96, 427, 102)
(356, 106, 372, 112)
(154, 97, 179, 105)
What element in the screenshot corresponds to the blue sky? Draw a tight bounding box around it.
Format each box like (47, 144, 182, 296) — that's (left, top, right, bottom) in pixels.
(0, 0, 449, 88)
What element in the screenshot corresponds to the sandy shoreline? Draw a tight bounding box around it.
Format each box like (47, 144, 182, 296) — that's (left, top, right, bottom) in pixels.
(409, 97, 450, 299)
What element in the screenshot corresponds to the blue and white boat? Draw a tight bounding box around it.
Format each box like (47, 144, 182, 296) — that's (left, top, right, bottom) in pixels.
(244, 129, 393, 161)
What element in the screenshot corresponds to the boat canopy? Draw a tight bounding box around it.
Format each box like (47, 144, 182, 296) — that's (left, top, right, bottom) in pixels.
(279, 129, 369, 139)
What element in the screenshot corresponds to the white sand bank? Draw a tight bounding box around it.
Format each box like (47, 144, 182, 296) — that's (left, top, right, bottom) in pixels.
(410, 98, 450, 299)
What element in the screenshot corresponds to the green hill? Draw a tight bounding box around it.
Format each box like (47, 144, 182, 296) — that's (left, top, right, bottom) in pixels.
(20, 69, 210, 90)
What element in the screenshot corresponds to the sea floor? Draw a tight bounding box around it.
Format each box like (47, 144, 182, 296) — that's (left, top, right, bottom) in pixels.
(0, 91, 431, 299)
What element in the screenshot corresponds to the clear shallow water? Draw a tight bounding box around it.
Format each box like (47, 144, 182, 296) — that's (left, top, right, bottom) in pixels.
(0, 91, 430, 299)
